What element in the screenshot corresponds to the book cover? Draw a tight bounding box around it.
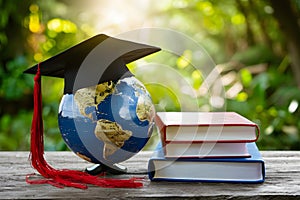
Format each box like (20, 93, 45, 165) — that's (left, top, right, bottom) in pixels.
(148, 142, 265, 183)
(164, 142, 251, 158)
(155, 112, 260, 143)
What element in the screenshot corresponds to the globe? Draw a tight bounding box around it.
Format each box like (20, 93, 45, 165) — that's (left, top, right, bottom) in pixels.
(58, 76, 155, 166)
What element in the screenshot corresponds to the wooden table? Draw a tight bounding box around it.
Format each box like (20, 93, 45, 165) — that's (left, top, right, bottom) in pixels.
(0, 151, 299, 199)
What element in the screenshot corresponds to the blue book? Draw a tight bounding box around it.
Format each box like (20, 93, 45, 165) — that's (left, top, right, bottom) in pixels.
(148, 142, 265, 183)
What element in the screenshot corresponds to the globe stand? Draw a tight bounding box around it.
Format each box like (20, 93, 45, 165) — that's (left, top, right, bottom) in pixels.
(85, 163, 128, 175)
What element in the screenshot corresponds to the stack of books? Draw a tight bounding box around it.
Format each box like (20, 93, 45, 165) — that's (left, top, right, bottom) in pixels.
(148, 112, 265, 183)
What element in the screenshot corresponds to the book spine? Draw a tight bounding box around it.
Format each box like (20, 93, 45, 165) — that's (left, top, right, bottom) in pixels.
(155, 114, 167, 149)
(165, 139, 258, 143)
(254, 124, 260, 141)
(148, 159, 265, 183)
(147, 159, 155, 181)
(150, 177, 265, 183)
(163, 124, 260, 143)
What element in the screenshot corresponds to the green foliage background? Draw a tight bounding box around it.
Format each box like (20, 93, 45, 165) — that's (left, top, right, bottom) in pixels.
(0, 0, 300, 151)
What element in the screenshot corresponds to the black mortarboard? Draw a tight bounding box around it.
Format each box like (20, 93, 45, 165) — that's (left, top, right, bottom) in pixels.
(24, 34, 161, 189)
(24, 34, 160, 93)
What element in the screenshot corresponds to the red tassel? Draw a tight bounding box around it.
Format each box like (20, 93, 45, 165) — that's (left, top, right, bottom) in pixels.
(26, 64, 143, 189)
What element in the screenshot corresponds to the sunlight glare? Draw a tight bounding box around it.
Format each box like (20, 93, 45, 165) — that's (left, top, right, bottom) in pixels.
(87, 0, 152, 34)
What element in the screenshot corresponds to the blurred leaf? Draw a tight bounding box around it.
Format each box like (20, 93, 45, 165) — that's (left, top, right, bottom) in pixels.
(240, 68, 252, 87)
(191, 69, 203, 89)
(145, 83, 181, 112)
(231, 45, 275, 66)
(176, 50, 192, 69)
(270, 86, 300, 106)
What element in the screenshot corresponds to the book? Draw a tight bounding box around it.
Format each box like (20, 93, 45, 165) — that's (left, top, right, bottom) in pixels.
(164, 142, 250, 158)
(155, 112, 260, 143)
(148, 142, 265, 183)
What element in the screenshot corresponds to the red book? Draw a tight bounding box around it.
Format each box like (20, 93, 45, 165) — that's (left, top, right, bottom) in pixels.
(155, 112, 260, 158)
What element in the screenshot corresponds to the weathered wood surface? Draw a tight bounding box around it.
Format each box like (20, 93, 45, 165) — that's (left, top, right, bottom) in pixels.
(0, 151, 299, 199)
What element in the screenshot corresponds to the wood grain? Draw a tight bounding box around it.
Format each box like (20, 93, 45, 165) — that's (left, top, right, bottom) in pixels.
(0, 151, 299, 199)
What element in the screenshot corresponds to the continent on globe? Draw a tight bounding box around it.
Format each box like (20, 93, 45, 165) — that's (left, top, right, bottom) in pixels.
(74, 81, 115, 119)
(94, 119, 132, 159)
(136, 95, 155, 122)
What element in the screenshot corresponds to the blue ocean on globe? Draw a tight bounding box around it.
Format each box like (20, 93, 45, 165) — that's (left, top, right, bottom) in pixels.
(58, 77, 155, 165)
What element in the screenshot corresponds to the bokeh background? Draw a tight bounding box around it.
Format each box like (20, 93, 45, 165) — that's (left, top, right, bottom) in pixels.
(1, 0, 300, 150)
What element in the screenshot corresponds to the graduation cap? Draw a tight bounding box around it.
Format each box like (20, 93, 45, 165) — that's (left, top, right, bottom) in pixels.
(24, 34, 160, 94)
(24, 34, 160, 189)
